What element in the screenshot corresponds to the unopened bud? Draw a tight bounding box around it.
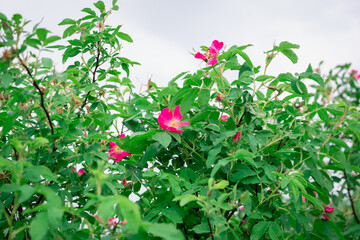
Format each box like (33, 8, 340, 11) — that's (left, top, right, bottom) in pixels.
(0, 91, 4, 100)
(57, 107, 64, 114)
(73, 98, 82, 106)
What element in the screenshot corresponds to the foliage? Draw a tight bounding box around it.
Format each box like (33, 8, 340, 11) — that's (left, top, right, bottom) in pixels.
(1, 1, 360, 239)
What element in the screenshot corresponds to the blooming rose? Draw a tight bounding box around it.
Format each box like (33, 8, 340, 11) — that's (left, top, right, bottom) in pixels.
(195, 40, 224, 66)
(158, 105, 189, 133)
(109, 134, 132, 162)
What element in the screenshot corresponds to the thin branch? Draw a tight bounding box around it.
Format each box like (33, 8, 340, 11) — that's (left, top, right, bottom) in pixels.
(345, 172, 360, 224)
(80, 41, 101, 110)
(206, 214, 214, 240)
(239, 214, 248, 227)
(18, 57, 54, 135)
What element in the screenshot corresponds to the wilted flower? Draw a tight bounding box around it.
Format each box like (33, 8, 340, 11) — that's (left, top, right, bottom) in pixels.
(195, 40, 224, 66)
(158, 105, 189, 133)
(324, 205, 334, 213)
(233, 131, 242, 143)
(109, 134, 132, 162)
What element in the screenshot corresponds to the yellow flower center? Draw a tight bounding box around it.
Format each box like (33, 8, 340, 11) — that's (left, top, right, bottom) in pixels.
(169, 119, 179, 128)
(113, 145, 122, 153)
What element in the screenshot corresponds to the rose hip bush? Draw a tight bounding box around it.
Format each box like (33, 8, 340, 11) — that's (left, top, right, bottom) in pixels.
(1, 1, 360, 239)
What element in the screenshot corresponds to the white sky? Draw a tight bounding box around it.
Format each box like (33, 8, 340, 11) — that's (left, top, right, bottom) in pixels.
(2, 0, 360, 88)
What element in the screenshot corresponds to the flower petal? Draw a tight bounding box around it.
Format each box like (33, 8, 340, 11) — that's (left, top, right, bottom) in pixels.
(173, 105, 183, 121)
(211, 40, 224, 51)
(119, 134, 125, 139)
(177, 121, 189, 128)
(158, 108, 173, 129)
(195, 52, 206, 59)
(208, 47, 218, 57)
(167, 126, 184, 133)
(109, 141, 117, 148)
(207, 57, 218, 66)
(121, 151, 132, 157)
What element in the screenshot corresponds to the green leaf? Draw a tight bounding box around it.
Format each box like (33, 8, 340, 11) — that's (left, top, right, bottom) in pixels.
(115, 195, 142, 234)
(94, 1, 105, 11)
(98, 197, 117, 225)
(280, 49, 298, 64)
(234, 49, 253, 68)
(82, 8, 96, 15)
(28, 137, 49, 152)
(36, 28, 48, 42)
(180, 88, 200, 115)
(279, 41, 300, 50)
(302, 192, 324, 210)
(173, 195, 199, 207)
(58, 18, 76, 25)
(317, 109, 329, 122)
(147, 223, 185, 240)
(0, 73, 12, 89)
(30, 212, 49, 240)
(255, 75, 275, 82)
(162, 208, 183, 224)
(117, 32, 133, 42)
(152, 132, 172, 148)
(41, 58, 53, 69)
(212, 180, 229, 190)
(23, 166, 57, 182)
(44, 35, 61, 45)
(192, 223, 210, 234)
(19, 185, 35, 203)
(250, 221, 270, 240)
(235, 149, 258, 168)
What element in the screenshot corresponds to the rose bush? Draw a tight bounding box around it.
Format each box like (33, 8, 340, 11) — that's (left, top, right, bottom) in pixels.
(1, 1, 360, 240)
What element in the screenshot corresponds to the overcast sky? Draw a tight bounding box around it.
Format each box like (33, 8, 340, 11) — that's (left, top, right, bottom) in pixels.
(2, 0, 360, 88)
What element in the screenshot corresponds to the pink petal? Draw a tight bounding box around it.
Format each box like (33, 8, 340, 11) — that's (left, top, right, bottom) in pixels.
(114, 155, 124, 162)
(119, 134, 125, 139)
(177, 121, 190, 128)
(158, 108, 173, 129)
(110, 152, 123, 161)
(220, 115, 229, 121)
(195, 52, 206, 59)
(173, 105, 183, 121)
(208, 47, 218, 57)
(323, 214, 329, 221)
(122, 178, 127, 186)
(239, 206, 244, 211)
(211, 40, 224, 51)
(207, 57, 218, 66)
(109, 141, 117, 148)
(167, 126, 184, 133)
(77, 169, 86, 176)
(121, 151, 132, 157)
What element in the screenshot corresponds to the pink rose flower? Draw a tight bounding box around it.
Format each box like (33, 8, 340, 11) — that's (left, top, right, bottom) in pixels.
(195, 40, 224, 66)
(233, 131, 242, 143)
(122, 178, 131, 188)
(158, 105, 189, 133)
(323, 214, 329, 221)
(350, 70, 360, 80)
(109, 134, 132, 162)
(239, 205, 245, 211)
(219, 114, 229, 121)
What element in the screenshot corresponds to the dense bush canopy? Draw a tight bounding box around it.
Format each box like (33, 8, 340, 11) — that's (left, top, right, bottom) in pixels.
(1, 1, 360, 239)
